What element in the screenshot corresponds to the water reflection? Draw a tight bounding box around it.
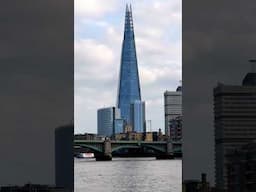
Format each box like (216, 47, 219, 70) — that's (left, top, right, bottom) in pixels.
(75, 158, 181, 192)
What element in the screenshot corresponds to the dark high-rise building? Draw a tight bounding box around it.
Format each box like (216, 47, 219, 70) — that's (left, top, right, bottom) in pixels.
(117, 4, 141, 126)
(214, 72, 256, 190)
(55, 124, 74, 191)
(226, 141, 256, 192)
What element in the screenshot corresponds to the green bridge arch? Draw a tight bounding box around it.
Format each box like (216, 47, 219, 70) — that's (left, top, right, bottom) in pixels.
(111, 145, 140, 152)
(74, 144, 103, 153)
(142, 144, 166, 153)
(111, 144, 166, 154)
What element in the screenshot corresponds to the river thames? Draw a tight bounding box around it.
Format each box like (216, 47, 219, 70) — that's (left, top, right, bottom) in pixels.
(75, 157, 181, 192)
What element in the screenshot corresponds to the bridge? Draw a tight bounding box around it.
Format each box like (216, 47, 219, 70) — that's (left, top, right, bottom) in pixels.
(74, 139, 182, 161)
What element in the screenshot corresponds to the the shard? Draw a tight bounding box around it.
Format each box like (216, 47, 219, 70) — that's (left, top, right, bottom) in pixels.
(117, 4, 141, 125)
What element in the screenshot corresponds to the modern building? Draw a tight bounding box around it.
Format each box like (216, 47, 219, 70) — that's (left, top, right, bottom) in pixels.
(169, 116, 182, 141)
(97, 107, 120, 137)
(226, 141, 256, 192)
(164, 86, 182, 137)
(214, 72, 256, 190)
(117, 4, 142, 126)
(130, 100, 146, 133)
(114, 119, 125, 134)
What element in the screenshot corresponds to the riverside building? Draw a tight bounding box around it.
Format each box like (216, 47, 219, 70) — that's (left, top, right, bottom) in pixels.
(214, 71, 256, 190)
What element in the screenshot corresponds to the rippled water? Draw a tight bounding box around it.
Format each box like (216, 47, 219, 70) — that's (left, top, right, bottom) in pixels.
(75, 158, 181, 192)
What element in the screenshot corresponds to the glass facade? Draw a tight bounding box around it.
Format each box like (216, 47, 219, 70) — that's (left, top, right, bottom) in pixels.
(130, 100, 145, 133)
(97, 107, 116, 137)
(117, 5, 141, 125)
(114, 119, 124, 134)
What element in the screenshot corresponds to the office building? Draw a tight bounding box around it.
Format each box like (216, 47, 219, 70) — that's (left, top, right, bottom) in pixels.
(130, 100, 146, 133)
(114, 119, 125, 134)
(226, 141, 256, 192)
(97, 107, 120, 137)
(117, 5, 142, 126)
(164, 86, 182, 137)
(214, 72, 256, 190)
(169, 116, 182, 141)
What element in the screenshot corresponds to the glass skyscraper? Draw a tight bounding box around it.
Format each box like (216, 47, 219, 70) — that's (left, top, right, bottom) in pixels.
(130, 100, 145, 133)
(117, 4, 141, 126)
(114, 119, 125, 134)
(97, 107, 120, 137)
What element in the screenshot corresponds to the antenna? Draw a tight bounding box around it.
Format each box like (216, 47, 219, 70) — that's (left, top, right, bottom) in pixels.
(249, 59, 256, 73)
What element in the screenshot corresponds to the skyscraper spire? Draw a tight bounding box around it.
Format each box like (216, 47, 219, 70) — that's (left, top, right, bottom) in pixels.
(117, 4, 141, 125)
(124, 3, 134, 33)
(125, 4, 129, 14)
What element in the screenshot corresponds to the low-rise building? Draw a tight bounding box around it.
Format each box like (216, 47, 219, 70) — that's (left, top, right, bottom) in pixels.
(115, 132, 144, 141)
(144, 132, 153, 142)
(74, 133, 97, 140)
(115, 133, 127, 140)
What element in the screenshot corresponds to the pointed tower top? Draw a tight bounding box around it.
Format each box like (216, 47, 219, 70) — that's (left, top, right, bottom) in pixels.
(124, 4, 134, 33)
(126, 4, 129, 12)
(125, 3, 132, 12)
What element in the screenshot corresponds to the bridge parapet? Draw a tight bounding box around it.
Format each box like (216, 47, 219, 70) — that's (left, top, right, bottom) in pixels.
(74, 140, 181, 160)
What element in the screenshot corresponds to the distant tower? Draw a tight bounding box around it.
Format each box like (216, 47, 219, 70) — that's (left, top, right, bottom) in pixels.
(117, 4, 141, 126)
(130, 100, 146, 133)
(164, 86, 182, 137)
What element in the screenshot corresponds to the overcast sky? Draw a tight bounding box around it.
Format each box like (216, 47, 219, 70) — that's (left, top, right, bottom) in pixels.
(75, 0, 181, 134)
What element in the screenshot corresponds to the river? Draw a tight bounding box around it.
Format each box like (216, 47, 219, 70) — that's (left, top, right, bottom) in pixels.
(75, 157, 181, 192)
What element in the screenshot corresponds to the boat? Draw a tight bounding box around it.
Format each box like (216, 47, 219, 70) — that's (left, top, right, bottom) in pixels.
(75, 153, 94, 159)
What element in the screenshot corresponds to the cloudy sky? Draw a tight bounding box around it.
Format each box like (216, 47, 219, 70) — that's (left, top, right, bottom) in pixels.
(75, 0, 181, 134)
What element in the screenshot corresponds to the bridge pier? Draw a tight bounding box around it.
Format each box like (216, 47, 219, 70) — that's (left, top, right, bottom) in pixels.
(156, 141, 174, 159)
(95, 139, 112, 161)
